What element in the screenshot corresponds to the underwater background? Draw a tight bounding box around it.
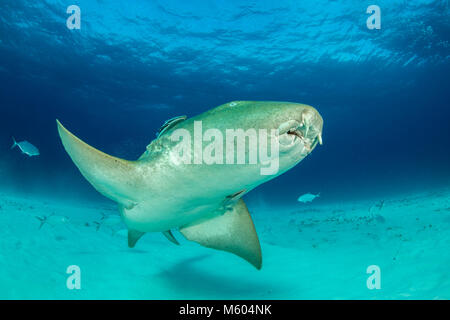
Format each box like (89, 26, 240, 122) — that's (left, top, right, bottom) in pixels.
(0, 0, 449, 299)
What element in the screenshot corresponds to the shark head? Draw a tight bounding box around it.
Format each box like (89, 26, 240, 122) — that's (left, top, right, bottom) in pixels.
(168, 101, 324, 181)
(238, 101, 323, 178)
(253, 101, 323, 168)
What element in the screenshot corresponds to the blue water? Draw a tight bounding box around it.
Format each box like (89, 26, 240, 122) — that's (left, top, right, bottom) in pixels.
(0, 0, 449, 299)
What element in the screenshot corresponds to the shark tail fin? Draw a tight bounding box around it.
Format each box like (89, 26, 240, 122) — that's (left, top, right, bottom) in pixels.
(56, 120, 140, 209)
(11, 137, 17, 150)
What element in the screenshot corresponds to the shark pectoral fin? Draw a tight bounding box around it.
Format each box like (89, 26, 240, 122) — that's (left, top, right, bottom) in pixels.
(128, 229, 145, 248)
(56, 120, 139, 209)
(163, 230, 180, 245)
(180, 199, 262, 270)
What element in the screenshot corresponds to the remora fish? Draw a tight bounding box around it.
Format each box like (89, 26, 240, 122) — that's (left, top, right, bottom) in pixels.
(57, 101, 323, 269)
(11, 137, 40, 156)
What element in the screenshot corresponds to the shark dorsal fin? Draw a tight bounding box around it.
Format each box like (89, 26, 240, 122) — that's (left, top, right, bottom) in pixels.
(179, 199, 262, 270)
(156, 115, 187, 138)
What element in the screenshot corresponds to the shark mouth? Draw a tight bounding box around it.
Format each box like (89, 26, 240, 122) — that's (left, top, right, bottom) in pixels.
(278, 120, 322, 152)
(287, 127, 312, 152)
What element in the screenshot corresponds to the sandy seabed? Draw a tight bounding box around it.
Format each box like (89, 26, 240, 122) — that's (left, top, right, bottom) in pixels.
(0, 188, 449, 299)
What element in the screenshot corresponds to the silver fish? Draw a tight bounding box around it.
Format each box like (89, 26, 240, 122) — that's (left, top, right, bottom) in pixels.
(297, 192, 320, 203)
(11, 137, 40, 156)
(35, 214, 69, 229)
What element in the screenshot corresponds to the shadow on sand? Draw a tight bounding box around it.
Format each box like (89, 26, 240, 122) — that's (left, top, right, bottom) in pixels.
(155, 255, 281, 298)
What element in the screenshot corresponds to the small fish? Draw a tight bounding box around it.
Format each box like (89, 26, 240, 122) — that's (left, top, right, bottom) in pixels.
(35, 214, 69, 229)
(100, 213, 122, 226)
(374, 214, 386, 224)
(369, 200, 385, 212)
(11, 137, 40, 156)
(92, 221, 102, 231)
(93, 213, 122, 231)
(376, 200, 385, 210)
(297, 193, 320, 203)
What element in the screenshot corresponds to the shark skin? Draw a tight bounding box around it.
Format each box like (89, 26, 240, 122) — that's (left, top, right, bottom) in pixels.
(56, 101, 323, 269)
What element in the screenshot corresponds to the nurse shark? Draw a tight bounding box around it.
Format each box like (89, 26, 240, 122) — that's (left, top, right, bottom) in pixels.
(57, 101, 323, 269)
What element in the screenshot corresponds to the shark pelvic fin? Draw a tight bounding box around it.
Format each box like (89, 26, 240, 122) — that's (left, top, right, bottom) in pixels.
(128, 229, 145, 248)
(180, 199, 262, 270)
(163, 230, 180, 245)
(56, 120, 140, 209)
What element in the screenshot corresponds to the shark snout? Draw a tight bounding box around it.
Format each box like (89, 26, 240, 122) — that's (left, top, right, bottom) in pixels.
(277, 106, 323, 153)
(300, 108, 323, 147)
